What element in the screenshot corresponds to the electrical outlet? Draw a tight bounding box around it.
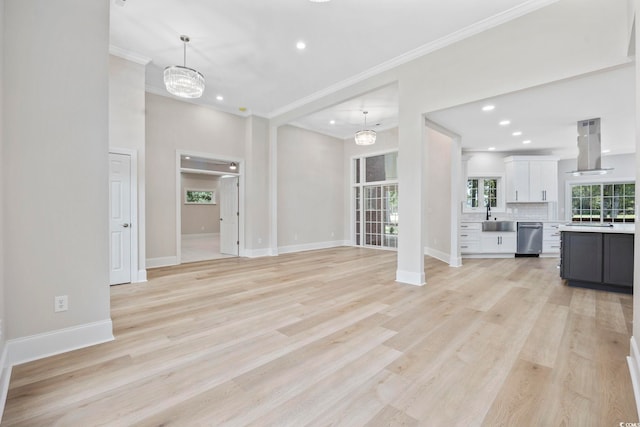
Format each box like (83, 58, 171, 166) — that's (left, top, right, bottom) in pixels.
(55, 295, 68, 312)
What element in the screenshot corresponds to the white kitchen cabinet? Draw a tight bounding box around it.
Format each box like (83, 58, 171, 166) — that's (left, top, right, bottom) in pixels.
(529, 160, 558, 202)
(480, 232, 516, 253)
(504, 156, 558, 203)
(505, 160, 529, 202)
(459, 222, 481, 254)
(542, 222, 561, 255)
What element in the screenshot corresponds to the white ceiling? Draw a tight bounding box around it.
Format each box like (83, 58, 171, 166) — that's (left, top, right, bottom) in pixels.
(109, 0, 554, 117)
(110, 1, 634, 157)
(427, 65, 635, 158)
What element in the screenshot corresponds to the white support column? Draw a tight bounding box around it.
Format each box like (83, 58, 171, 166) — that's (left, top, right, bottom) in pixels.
(396, 105, 426, 286)
(268, 125, 279, 256)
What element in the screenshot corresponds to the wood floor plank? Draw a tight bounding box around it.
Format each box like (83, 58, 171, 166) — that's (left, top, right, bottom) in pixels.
(2, 248, 636, 426)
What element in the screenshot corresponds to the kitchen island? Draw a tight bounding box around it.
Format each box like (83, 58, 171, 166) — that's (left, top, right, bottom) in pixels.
(559, 223, 634, 294)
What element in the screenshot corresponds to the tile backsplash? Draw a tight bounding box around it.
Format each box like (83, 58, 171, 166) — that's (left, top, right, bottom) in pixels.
(462, 202, 558, 222)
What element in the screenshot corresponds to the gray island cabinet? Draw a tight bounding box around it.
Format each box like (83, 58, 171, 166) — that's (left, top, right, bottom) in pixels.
(560, 225, 634, 294)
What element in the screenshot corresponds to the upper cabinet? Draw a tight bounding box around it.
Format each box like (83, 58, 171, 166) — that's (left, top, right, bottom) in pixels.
(504, 156, 558, 203)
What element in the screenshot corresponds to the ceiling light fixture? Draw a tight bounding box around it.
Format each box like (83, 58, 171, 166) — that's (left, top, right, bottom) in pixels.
(512, 131, 522, 136)
(216, 95, 224, 101)
(164, 35, 205, 99)
(296, 41, 306, 50)
(354, 111, 376, 146)
(522, 140, 532, 144)
(488, 147, 496, 151)
(229, 162, 237, 171)
(499, 120, 511, 126)
(482, 105, 495, 112)
(329, 120, 336, 125)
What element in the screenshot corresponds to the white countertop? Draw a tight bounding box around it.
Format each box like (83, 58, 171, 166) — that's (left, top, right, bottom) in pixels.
(558, 223, 635, 234)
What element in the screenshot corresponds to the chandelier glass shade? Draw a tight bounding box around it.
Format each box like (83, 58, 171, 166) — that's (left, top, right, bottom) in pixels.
(164, 35, 205, 99)
(354, 111, 376, 145)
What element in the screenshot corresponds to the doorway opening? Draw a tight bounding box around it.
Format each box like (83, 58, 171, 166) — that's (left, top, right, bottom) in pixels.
(177, 153, 241, 264)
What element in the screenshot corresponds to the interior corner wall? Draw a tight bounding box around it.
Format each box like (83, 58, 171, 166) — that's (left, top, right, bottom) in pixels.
(3, 0, 110, 339)
(145, 93, 246, 263)
(424, 127, 452, 261)
(181, 174, 220, 234)
(109, 54, 147, 275)
(278, 125, 344, 250)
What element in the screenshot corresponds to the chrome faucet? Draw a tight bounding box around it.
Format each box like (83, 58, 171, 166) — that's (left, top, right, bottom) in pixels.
(486, 202, 491, 220)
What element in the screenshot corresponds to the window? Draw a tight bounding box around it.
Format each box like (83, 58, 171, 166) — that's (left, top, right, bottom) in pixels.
(353, 152, 398, 249)
(571, 182, 635, 223)
(465, 177, 502, 211)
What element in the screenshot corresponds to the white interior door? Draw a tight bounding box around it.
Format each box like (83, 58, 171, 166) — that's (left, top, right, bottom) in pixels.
(109, 153, 132, 284)
(219, 176, 239, 255)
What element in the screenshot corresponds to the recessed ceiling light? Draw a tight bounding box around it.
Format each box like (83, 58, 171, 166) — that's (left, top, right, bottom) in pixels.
(185, 156, 191, 160)
(602, 149, 611, 153)
(329, 120, 335, 125)
(522, 140, 532, 144)
(216, 95, 224, 101)
(482, 105, 495, 112)
(499, 120, 511, 126)
(512, 131, 522, 136)
(296, 41, 306, 50)
(488, 147, 496, 151)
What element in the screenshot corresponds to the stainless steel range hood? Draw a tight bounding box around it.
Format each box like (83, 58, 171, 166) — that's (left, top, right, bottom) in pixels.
(567, 118, 612, 176)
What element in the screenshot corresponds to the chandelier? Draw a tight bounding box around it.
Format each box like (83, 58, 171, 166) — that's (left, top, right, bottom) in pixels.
(164, 35, 205, 99)
(354, 111, 376, 145)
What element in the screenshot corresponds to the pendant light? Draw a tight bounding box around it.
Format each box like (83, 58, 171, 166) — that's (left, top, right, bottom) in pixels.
(354, 111, 376, 146)
(164, 35, 205, 99)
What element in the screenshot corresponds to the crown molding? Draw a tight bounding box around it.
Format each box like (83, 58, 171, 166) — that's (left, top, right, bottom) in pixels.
(267, 0, 559, 119)
(109, 45, 152, 65)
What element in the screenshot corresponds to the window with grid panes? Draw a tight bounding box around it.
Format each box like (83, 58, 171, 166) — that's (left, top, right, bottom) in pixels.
(571, 182, 635, 223)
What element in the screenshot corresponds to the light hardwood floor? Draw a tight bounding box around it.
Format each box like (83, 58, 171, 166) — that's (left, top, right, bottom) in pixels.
(2, 247, 637, 426)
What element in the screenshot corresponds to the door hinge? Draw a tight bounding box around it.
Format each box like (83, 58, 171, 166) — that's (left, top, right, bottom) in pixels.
(237, 212, 239, 216)
(236, 240, 239, 245)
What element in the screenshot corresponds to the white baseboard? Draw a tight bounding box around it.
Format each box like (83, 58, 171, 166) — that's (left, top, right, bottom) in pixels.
(462, 253, 515, 259)
(6, 319, 114, 367)
(449, 255, 463, 267)
(395, 269, 426, 286)
(244, 248, 271, 258)
(628, 336, 640, 421)
(424, 247, 450, 264)
(135, 269, 147, 282)
(146, 256, 178, 268)
(182, 232, 219, 238)
(278, 240, 348, 255)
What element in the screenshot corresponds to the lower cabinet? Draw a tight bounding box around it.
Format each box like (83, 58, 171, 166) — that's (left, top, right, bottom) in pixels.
(480, 232, 516, 253)
(561, 231, 633, 292)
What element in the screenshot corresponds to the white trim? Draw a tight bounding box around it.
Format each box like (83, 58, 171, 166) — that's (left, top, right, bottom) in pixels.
(108, 45, 151, 65)
(278, 240, 348, 254)
(449, 255, 463, 267)
(269, 126, 279, 256)
(146, 256, 178, 268)
(109, 149, 143, 283)
(182, 232, 219, 238)
(267, 0, 559, 119)
(5, 320, 114, 367)
(424, 246, 450, 264)
(137, 270, 147, 282)
(244, 248, 272, 258)
(462, 253, 515, 259)
(395, 270, 426, 286)
(564, 176, 636, 223)
(0, 345, 10, 423)
(628, 336, 640, 421)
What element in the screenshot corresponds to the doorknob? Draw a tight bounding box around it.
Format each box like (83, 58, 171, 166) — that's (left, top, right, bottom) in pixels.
(220, 218, 223, 221)
(122, 223, 130, 228)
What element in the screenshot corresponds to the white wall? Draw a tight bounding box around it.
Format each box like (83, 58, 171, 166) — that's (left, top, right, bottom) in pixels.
(0, 0, 5, 358)
(425, 127, 452, 261)
(109, 54, 147, 277)
(3, 0, 111, 341)
(181, 174, 220, 234)
(466, 152, 507, 177)
(145, 93, 246, 263)
(558, 153, 636, 220)
(278, 125, 344, 249)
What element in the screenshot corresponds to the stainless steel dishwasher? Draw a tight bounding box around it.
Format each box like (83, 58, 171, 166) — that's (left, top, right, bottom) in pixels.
(516, 222, 543, 255)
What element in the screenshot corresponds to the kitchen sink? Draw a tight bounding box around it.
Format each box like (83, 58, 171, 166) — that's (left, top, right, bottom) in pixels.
(482, 220, 516, 232)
